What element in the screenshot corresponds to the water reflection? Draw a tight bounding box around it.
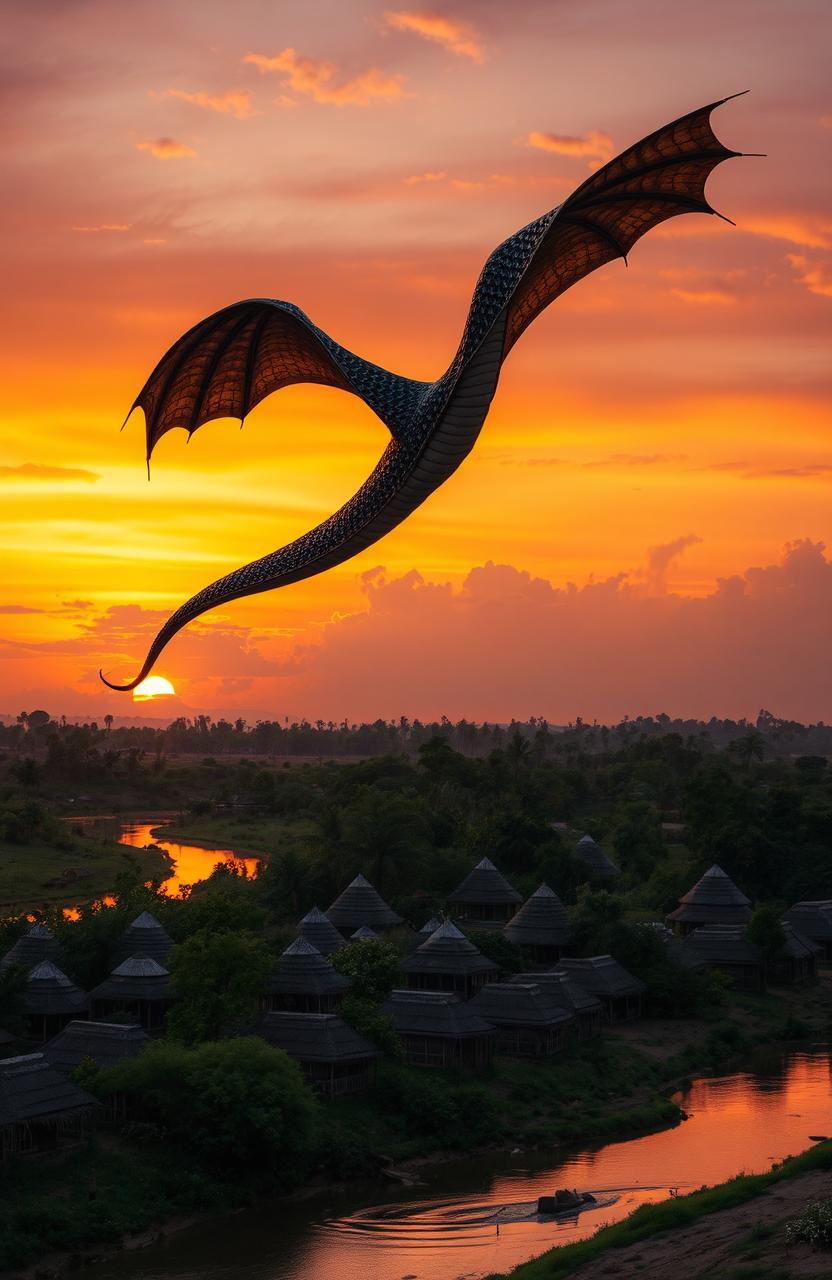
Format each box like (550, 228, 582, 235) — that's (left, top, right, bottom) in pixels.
(116, 822, 261, 896)
(80, 1050, 831, 1280)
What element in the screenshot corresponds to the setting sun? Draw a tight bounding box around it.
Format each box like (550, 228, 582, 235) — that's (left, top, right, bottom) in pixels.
(132, 675, 176, 702)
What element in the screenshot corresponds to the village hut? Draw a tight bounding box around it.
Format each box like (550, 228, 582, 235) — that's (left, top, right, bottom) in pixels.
(258, 1012, 379, 1096)
(297, 905, 346, 956)
(555, 956, 646, 1023)
(21, 962, 89, 1042)
(90, 956, 171, 1032)
(446, 857, 522, 927)
(401, 920, 499, 998)
(112, 911, 174, 966)
(468, 982, 573, 1057)
(504, 884, 571, 964)
(783, 902, 832, 964)
(0, 1052, 97, 1161)
(325, 874, 403, 935)
(350, 925, 378, 942)
(264, 938, 351, 1013)
(666, 865, 751, 936)
(573, 835, 621, 879)
(0, 923, 60, 973)
(381, 990, 495, 1070)
(512, 971, 603, 1040)
(44, 1020, 149, 1073)
(677, 925, 764, 991)
(406, 915, 444, 952)
(768, 923, 820, 986)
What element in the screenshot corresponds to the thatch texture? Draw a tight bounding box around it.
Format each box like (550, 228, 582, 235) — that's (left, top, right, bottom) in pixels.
(401, 921, 498, 994)
(504, 884, 570, 951)
(382, 990, 494, 1037)
(0, 1052, 97, 1159)
(22, 962, 89, 1019)
(44, 1020, 149, 1073)
(447, 857, 521, 908)
(573, 835, 621, 878)
(406, 915, 443, 952)
(512, 970, 602, 1014)
(469, 982, 573, 1029)
(326, 874, 403, 932)
(91, 956, 171, 1004)
(667, 864, 751, 932)
(350, 926, 378, 941)
(677, 925, 764, 990)
(297, 905, 346, 956)
(768, 922, 820, 985)
(0, 923, 60, 973)
(266, 938, 351, 999)
(259, 1012, 378, 1063)
(555, 956, 646, 998)
(784, 901, 832, 962)
(113, 911, 174, 966)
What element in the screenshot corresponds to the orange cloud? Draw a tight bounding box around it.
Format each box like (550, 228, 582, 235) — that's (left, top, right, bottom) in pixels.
(164, 88, 255, 119)
(0, 463, 99, 482)
(646, 533, 702, 594)
(136, 136, 196, 159)
(244, 49, 405, 106)
(786, 253, 832, 298)
(403, 170, 447, 185)
(671, 288, 737, 306)
(71, 223, 130, 233)
(526, 128, 614, 163)
(384, 10, 485, 62)
(742, 215, 831, 250)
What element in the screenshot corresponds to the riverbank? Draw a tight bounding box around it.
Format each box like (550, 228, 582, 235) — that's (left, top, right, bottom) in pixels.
(0, 834, 172, 913)
(496, 1139, 832, 1280)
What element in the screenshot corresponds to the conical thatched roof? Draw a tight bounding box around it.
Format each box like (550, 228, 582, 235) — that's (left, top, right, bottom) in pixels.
(382, 990, 495, 1038)
(297, 906, 346, 956)
(447, 858, 521, 906)
(259, 1012, 379, 1063)
(44, 1020, 149, 1073)
(677, 924, 761, 969)
(113, 911, 173, 965)
(667, 865, 751, 926)
(469, 982, 573, 1029)
(504, 884, 570, 948)
(22, 962, 89, 1017)
(511, 971, 602, 1015)
(406, 915, 444, 952)
(778, 921, 821, 961)
(326, 874, 403, 931)
(350, 926, 378, 942)
(0, 1053, 96, 1125)
(401, 921, 497, 978)
(266, 938, 351, 998)
(555, 956, 646, 997)
(91, 955, 170, 1002)
(784, 901, 832, 943)
(0, 923, 60, 973)
(573, 835, 620, 878)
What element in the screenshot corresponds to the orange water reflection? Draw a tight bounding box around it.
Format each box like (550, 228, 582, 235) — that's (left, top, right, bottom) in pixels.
(78, 1050, 832, 1280)
(117, 822, 261, 896)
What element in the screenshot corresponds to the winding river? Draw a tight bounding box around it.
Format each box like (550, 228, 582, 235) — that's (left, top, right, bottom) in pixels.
(79, 1048, 831, 1280)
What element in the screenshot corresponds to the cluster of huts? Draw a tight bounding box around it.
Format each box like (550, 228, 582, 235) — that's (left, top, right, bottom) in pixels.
(1, 841, 829, 1161)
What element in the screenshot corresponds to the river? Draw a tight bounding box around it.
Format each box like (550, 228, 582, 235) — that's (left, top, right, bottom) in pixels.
(79, 1048, 830, 1280)
(116, 821, 261, 896)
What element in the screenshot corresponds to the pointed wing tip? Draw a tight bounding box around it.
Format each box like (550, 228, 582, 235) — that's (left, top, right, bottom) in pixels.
(99, 668, 140, 692)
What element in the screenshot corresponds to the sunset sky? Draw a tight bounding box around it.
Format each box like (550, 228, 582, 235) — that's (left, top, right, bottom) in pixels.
(2, 0, 830, 724)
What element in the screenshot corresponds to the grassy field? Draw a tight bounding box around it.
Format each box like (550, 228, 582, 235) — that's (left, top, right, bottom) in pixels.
(0, 837, 172, 912)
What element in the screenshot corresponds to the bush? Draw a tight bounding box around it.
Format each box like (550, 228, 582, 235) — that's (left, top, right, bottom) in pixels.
(785, 1197, 832, 1249)
(331, 938, 401, 1002)
(166, 928, 273, 1042)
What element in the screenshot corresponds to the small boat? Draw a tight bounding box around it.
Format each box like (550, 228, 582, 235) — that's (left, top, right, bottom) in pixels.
(537, 1189, 597, 1215)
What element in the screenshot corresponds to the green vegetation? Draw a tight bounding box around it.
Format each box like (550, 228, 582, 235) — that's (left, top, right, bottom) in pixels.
(492, 1141, 832, 1280)
(784, 1196, 832, 1250)
(166, 929, 273, 1043)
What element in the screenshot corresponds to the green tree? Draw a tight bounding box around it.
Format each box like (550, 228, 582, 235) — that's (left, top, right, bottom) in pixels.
(337, 788, 431, 894)
(331, 938, 401, 1003)
(167, 928, 273, 1043)
(747, 903, 786, 960)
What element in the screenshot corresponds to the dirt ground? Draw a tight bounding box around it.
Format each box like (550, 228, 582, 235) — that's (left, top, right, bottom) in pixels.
(568, 1168, 832, 1279)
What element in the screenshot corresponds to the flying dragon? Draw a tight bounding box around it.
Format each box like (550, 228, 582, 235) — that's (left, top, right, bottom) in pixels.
(101, 95, 753, 691)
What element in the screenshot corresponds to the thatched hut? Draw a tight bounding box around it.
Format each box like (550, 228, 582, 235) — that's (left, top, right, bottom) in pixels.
(512, 971, 603, 1040)
(264, 938, 351, 1013)
(381, 990, 495, 1070)
(555, 956, 646, 1023)
(258, 1012, 379, 1095)
(112, 911, 173, 967)
(783, 901, 832, 964)
(0, 1053, 96, 1161)
(326, 874, 403, 935)
(768, 923, 819, 986)
(297, 905, 346, 956)
(504, 884, 571, 964)
(44, 1020, 149, 1073)
(666, 865, 751, 936)
(401, 921, 499, 998)
(677, 925, 764, 991)
(90, 956, 171, 1032)
(468, 982, 573, 1057)
(406, 916, 443, 952)
(0, 923, 60, 973)
(573, 835, 620, 879)
(21, 962, 89, 1042)
(350, 925, 378, 942)
(447, 857, 521, 927)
